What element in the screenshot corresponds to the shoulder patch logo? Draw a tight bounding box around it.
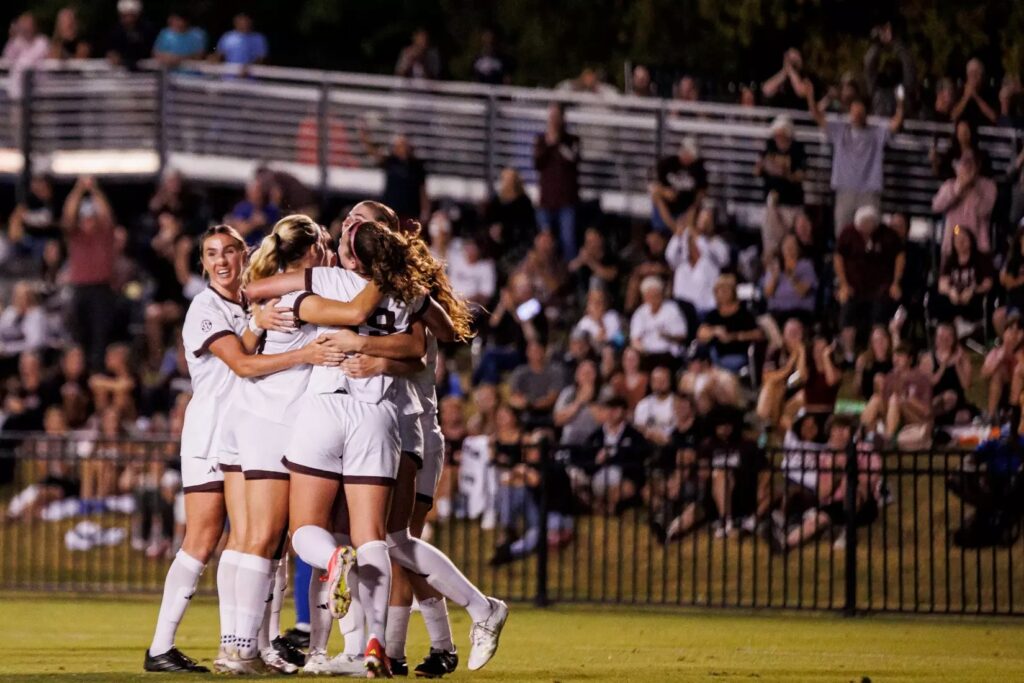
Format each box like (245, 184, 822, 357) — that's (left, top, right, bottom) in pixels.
(201, 320, 213, 332)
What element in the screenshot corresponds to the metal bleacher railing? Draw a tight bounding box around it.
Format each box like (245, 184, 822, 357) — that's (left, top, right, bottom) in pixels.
(0, 59, 1020, 226)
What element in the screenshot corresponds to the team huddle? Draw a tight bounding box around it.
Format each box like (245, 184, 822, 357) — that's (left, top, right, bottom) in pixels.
(142, 201, 508, 678)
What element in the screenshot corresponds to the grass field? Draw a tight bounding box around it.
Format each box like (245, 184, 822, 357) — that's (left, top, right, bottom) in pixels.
(0, 595, 1022, 682)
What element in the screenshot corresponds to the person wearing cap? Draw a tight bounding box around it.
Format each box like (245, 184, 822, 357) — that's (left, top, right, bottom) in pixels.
(804, 75, 903, 235)
(107, 0, 156, 70)
(60, 176, 118, 372)
(755, 114, 806, 256)
(834, 204, 905, 364)
(650, 137, 707, 232)
(931, 149, 996, 257)
(582, 396, 649, 515)
(628, 275, 688, 371)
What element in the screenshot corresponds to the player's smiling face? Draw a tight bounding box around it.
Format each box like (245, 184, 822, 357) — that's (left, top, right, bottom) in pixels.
(201, 233, 245, 291)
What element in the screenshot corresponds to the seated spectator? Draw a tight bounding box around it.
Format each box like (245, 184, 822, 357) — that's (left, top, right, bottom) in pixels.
(651, 138, 707, 232)
(226, 179, 280, 245)
(861, 344, 932, 442)
(359, 132, 429, 221)
(855, 325, 893, 401)
(80, 407, 123, 504)
(472, 29, 510, 84)
(4, 406, 79, 522)
(41, 345, 91, 422)
(142, 212, 191, 368)
(553, 359, 601, 446)
(624, 229, 670, 312)
(513, 231, 567, 307)
(633, 366, 677, 448)
(762, 233, 818, 325)
(466, 384, 497, 436)
(678, 346, 743, 413)
(998, 74, 1024, 129)
(932, 151, 996, 257)
(696, 274, 764, 374)
(920, 322, 975, 427)
(447, 237, 496, 306)
(147, 169, 205, 234)
(951, 58, 998, 127)
(395, 28, 441, 80)
(481, 168, 537, 276)
(646, 394, 708, 543)
(666, 205, 729, 315)
(50, 8, 89, 60)
(779, 411, 828, 518)
(581, 396, 649, 515)
(618, 346, 649, 413)
(573, 287, 623, 350)
(999, 227, 1024, 326)
(3, 350, 47, 431)
(982, 313, 1024, 419)
(491, 404, 524, 471)
(931, 118, 990, 180)
(629, 276, 688, 370)
(755, 115, 806, 255)
(568, 227, 619, 303)
(835, 205, 904, 364)
(756, 317, 807, 430)
(107, 0, 156, 70)
(792, 210, 825, 273)
(473, 273, 544, 385)
(2, 13, 50, 97)
(932, 226, 994, 334)
(803, 330, 842, 414)
(700, 406, 770, 537)
(507, 341, 567, 428)
(533, 103, 580, 259)
(0, 281, 48, 359)
(88, 342, 139, 419)
(152, 12, 207, 68)
(7, 174, 57, 261)
(761, 48, 812, 110)
(211, 13, 268, 68)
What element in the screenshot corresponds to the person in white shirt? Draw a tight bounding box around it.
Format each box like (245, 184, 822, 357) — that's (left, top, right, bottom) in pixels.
(665, 205, 730, 314)
(629, 276, 688, 366)
(2, 13, 50, 99)
(573, 287, 623, 348)
(632, 366, 677, 446)
(0, 280, 47, 357)
(448, 237, 496, 305)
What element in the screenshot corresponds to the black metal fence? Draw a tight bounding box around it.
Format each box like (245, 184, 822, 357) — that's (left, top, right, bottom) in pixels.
(1, 432, 1021, 616)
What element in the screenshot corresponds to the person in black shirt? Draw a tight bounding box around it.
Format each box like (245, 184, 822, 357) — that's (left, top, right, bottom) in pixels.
(360, 131, 428, 221)
(650, 137, 707, 232)
(760, 48, 812, 111)
(472, 272, 547, 385)
(568, 227, 619, 303)
(472, 29, 510, 84)
(755, 115, 806, 256)
(699, 405, 770, 537)
(696, 274, 764, 374)
(932, 226, 994, 327)
(106, 0, 156, 70)
(8, 174, 57, 261)
(582, 396, 649, 515)
(50, 8, 90, 60)
(951, 58, 998, 127)
(481, 168, 537, 279)
(646, 394, 709, 543)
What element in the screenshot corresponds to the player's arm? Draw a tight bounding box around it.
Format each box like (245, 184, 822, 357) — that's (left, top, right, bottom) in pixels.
(420, 297, 457, 342)
(208, 333, 344, 378)
(341, 354, 426, 379)
(322, 320, 426, 360)
(295, 286, 383, 327)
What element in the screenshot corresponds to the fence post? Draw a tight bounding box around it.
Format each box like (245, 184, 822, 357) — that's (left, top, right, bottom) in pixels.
(316, 79, 330, 214)
(534, 438, 551, 607)
(155, 68, 169, 175)
(843, 438, 859, 616)
(17, 70, 33, 204)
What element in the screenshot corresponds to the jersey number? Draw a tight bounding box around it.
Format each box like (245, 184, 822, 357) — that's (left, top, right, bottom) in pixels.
(363, 307, 397, 336)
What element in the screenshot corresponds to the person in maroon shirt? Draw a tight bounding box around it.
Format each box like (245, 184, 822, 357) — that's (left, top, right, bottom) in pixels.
(834, 205, 905, 364)
(533, 102, 580, 260)
(861, 343, 932, 441)
(61, 175, 117, 371)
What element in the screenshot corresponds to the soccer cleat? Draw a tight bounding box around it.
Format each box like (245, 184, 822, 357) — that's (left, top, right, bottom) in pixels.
(273, 635, 307, 667)
(324, 545, 357, 619)
(143, 647, 210, 673)
(325, 653, 366, 676)
(282, 626, 311, 649)
(301, 649, 334, 675)
(467, 598, 509, 671)
(261, 645, 300, 674)
(218, 653, 272, 675)
(364, 636, 392, 678)
(413, 649, 459, 678)
(391, 657, 408, 676)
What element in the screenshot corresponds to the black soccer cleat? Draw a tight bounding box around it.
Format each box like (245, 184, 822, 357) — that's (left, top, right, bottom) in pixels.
(273, 635, 307, 667)
(391, 657, 409, 676)
(281, 626, 310, 649)
(414, 649, 459, 678)
(144, 647, 210, 673)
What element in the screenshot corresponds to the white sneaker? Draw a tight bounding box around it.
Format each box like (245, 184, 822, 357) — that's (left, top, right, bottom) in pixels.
(468, 598, 509, 671)
(325, 545, 357, 619)
(302, 650, 333, 675)
(327, 653, 366, 676)
(261, 646, 299, 674)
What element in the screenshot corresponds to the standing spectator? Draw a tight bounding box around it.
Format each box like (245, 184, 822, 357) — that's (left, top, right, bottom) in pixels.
(931, 119, 990, 180)
(665, 205, 729, 315)
(106, 0, 156, 70)
(61, 176, 117, 372)
(861, 344, 932, 441)
(472, 29, 509, 84)
(805, 82, 904, 233)
(360, 132, 429, 221)
(755, 115, 806, 255)
(533, 103, 581, 259)
(0, 281, 48, 358)
(7, 174, 57, 261)
(756, 317, 807, 429)
(147, 168, 206, 233)
(629, 65, 655, 97)
(583, 396, 649, 515)
(674, 75, 700, 103)
(998, 75, 1024, 129)
(633, 366, 677, 447)
(925, 78, 956, 123)
(3, 12, 49, 98)
(568, 227, 619, 302)
(508, 341, 567, 428)
(696, 274, 764, 374)
(629, 276, 689, 369)
(226, 179, 280, 246)
(931, 150, 997, 257)
(834, 206, 904, 364)
(481, 168, 537, 275)
(447, 237, 496, 306)
(50, 8, 90, 60)
(211, 13, 267, 68)
(932, 226, 994, 334)
(651, 137, 707, 232)
(557, 67, 618, 97)
(395, 28, 440, 80)
(951, 58, 998, 127)
(152, 12, 207, 68)
(762, 233, 818, 325)
(761, 48, 811, 110)
(863, 21, 916, 117)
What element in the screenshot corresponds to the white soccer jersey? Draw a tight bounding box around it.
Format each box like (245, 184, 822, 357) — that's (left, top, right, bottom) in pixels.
(238, 289, 316, 424)
(180, 287, 247, 461)
(301, 267, 425, 412)
(410, 332, 439, 416)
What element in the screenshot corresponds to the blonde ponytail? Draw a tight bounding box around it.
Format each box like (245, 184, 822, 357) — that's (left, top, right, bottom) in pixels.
(242, 214, 322, 286)
(243, 232, 281, 287)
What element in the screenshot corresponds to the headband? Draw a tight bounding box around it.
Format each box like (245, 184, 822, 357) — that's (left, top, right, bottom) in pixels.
(348, 221, 365, 272)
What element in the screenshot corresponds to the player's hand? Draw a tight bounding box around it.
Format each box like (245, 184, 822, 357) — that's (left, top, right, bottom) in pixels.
(305, 336, 346, 367)
(321, 329, 365, 354)
(340, 353, 384, 379)
(253, 298, 296, 333)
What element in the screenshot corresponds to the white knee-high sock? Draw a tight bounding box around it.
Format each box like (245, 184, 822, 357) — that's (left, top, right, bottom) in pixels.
(217, 549, 243, 653)
(149, 550, 205, 656)
(258, 558, 285, 651)
(292, 525, 337, 570)
(234, 553, 273, 660)
(385, 605, 412, 660)
(418, 597, 455, 652)
(339, 594, 366, 656)
(309, 569, 333, 655)
(355, 541, 392, 646)
(386, 529, 492, 622)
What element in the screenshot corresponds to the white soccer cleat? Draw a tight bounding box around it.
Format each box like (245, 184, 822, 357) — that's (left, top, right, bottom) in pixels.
(325, 545, 357, 619)
(327, 653, 366, 676)
(261, 645, 299, 674)
(212, 645, 235, 673)
(467, 598, 509, 671)
(217, 653, 271, 675)
(301, 650, 333, 675)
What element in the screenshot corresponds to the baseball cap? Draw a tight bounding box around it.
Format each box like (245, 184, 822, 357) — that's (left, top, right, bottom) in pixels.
(118, 0, 142, 14)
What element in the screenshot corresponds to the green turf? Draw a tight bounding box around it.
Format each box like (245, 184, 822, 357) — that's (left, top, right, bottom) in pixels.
(0, 595, 1022, 681)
